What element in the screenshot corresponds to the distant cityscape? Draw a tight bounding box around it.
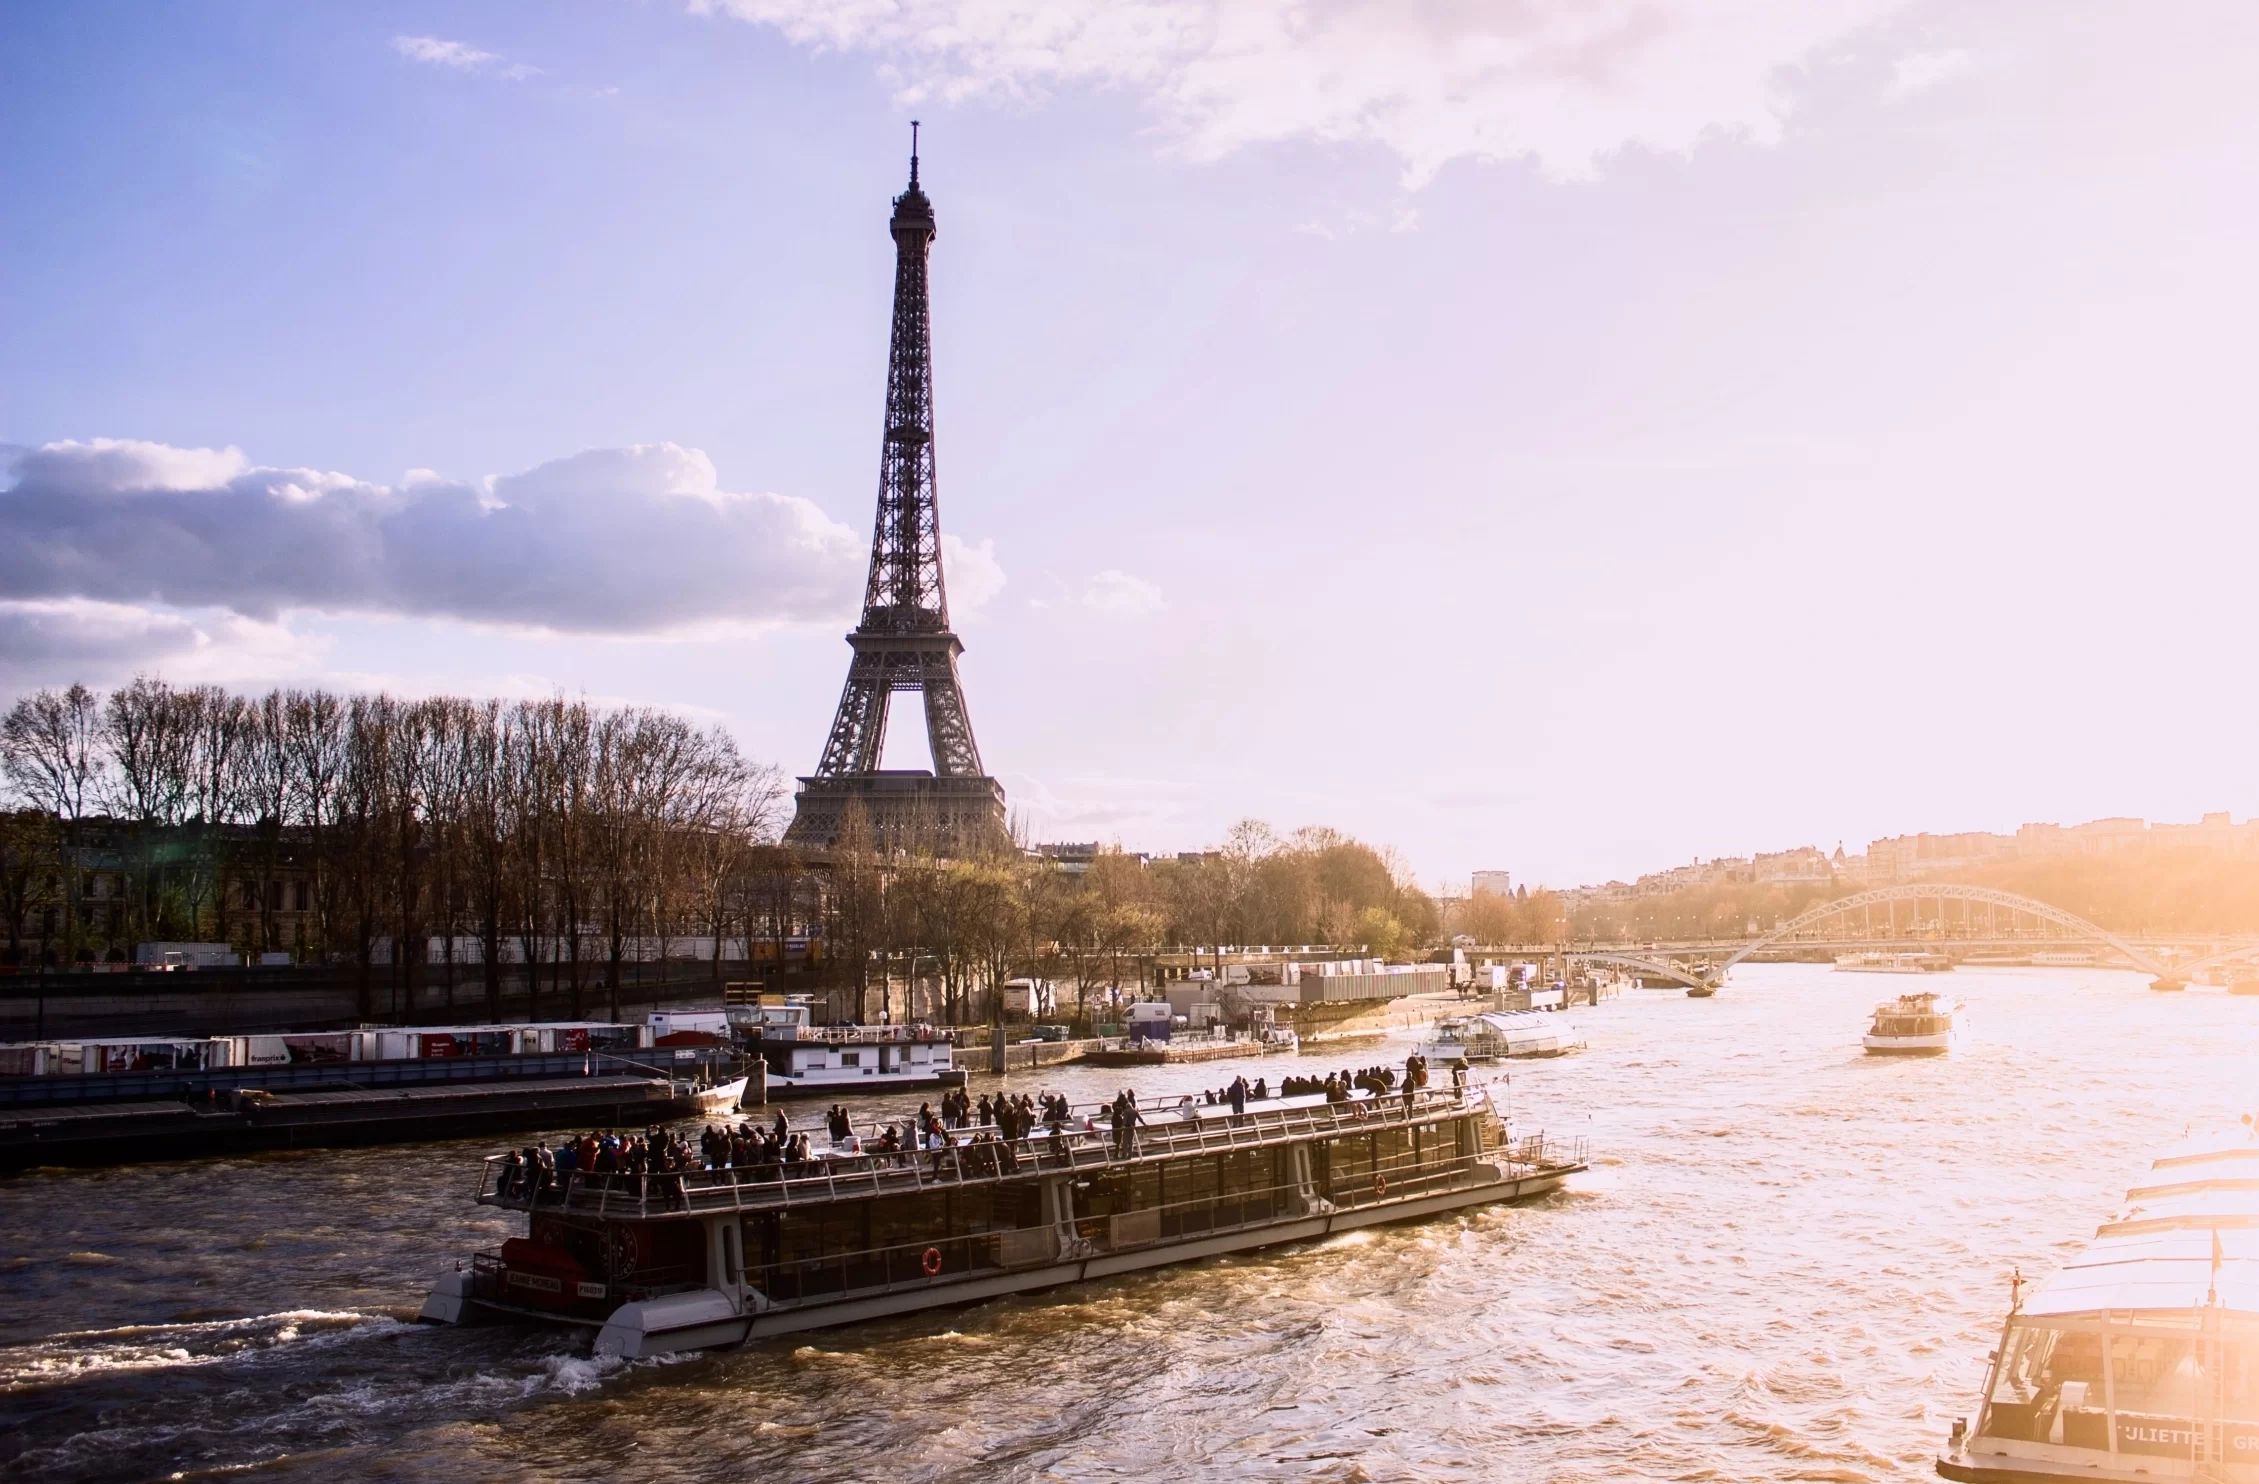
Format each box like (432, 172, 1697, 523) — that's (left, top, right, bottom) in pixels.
(1518, 811, 2259, 910)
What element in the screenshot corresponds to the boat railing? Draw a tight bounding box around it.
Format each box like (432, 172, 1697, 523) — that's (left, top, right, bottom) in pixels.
(751, 1024, 947, 1046)
(625, 1126, 1586, 1312)
(477, 1085, 1561, 1220)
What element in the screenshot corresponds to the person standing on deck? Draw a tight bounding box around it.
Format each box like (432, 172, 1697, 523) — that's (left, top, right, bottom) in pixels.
(1229, 1075, 1248, 1121)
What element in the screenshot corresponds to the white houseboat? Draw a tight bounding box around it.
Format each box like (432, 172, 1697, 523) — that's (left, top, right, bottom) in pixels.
(1864, 990, 1961, 1054)
(420, 1082, 1586, 1356)
(732, 1000, 958, 1096)
(1838, 951, 1954, 974)
(1938, 1125, 2259, 1481)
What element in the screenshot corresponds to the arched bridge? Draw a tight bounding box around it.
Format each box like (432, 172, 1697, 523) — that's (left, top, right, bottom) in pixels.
(1570, 883, 2195, 992)
(1573, 951, 1717, 995)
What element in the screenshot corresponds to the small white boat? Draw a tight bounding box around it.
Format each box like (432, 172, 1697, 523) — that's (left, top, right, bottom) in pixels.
(1862, 990, 1959, 1054)
(1419, 1011, 1585, 1063)
(685, 1076, 749, 1116)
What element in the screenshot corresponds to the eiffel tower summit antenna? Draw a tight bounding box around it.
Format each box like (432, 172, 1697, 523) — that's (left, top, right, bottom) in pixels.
(784, 134, 1007, 855)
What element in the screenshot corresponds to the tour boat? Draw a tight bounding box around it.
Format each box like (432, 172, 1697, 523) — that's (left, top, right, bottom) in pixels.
(1837, 951, 1954, 974)
(733, 1000, 958, 1096)
(686, 1076, 749, 1116)
(1418, 1011, 1586, 1063)
(418, 1083, 1586, 1357)
(1937, 1125, 2259, 1481)
(1864, 990, 1961, 1054)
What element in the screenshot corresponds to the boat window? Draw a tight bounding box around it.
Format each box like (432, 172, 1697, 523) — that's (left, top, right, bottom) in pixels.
(776, 1200, 874, 1270)
(868, 1191, 950, 1253)
(1982, 1325, 2107, 1447)
(2111, 1336, 2259, 1427)
(1331, 1135, 1374, 1187)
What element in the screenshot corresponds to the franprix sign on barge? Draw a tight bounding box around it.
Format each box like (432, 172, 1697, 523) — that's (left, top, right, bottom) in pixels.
(418, 1082, 1585, 1356)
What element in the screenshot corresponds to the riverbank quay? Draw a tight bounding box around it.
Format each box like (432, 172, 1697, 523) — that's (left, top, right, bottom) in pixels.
(1, 1076, 693, 1171)
(0, 1049, 740, 1171)
(0, 961, 783, 1042)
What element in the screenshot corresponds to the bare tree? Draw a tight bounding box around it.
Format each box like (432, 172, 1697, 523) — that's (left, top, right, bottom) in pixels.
(181, 685, 248, 943)
(1, 684, 107, 960)
(457, 699, 510, 1019)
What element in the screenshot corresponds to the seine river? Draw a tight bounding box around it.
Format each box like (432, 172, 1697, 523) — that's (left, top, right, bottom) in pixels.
(4, 964, 2254, 1482)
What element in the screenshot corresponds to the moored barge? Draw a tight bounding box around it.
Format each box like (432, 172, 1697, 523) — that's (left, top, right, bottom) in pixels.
(734, 999, 960, 1097)
(419, 1082, 1585, 1356)
(1938, 1125, 2259, 1481)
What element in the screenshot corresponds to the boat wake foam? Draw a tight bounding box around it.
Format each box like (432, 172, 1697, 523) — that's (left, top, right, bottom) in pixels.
(0, 1309, 390, 1392)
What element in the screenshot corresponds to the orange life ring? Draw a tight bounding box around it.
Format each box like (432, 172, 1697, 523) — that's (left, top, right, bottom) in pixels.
(922, 1245, 944, 1276)
(1373, 1173, 1388, 1198)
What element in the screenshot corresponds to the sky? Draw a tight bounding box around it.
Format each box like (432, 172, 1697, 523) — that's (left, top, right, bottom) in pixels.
(4, 1, 2257, 892)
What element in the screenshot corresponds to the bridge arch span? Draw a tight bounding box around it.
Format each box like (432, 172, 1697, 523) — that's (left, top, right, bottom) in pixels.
(1570, 952, 1712, 994)
(1718, 884, 2171, 981)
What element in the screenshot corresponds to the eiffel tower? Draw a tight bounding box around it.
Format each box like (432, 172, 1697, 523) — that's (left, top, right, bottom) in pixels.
(784, 129, 1007, 854)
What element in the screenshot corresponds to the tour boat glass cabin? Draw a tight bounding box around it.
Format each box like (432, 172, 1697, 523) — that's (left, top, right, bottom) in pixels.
(1939, 1128, 2259, 1482)
(1864, 990, 1960, 1055)
(420, 1083, 1585, 1357)
(730, 999, 955, 1092)
(1418, 1011, 1586, 1063)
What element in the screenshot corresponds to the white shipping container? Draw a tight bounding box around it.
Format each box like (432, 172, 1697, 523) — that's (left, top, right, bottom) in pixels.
(0, 1044, 54, 1076)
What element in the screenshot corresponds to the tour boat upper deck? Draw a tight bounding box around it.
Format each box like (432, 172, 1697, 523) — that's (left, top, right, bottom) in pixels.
(1938, 1124, 2259, 1482)
(420, 1081, 1585, 1357)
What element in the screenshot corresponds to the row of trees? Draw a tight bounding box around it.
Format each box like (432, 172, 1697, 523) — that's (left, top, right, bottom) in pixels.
(1, 679, 1451, 1029)
(822, 820, 1442, 1027)
(0, 679, 783, 1019)
(1456, 883, 1572, 945)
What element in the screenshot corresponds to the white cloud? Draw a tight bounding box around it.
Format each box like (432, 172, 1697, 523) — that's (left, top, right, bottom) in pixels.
(1, 439, 870, 636)
(1082, 569, 1166, 616)
(0, 598, 323, 689)
(1886, 47, 1973, 98)
(941, 533, 1007, 615)
(699, 0, 1912, 182)
(391, 36, 500, 70)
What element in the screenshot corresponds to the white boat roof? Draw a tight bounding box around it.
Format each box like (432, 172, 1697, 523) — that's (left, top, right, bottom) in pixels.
(2149, 1125, 2259, 1169)
(2022, 1127, 2259, 1319)
(1474, 1011, 1566, 1030)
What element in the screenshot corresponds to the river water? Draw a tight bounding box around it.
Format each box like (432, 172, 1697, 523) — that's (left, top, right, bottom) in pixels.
(3, 964, 2253, 1482)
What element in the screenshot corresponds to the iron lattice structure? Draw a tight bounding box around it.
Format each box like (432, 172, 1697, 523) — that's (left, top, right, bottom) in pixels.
(785, 137, 1007, 854)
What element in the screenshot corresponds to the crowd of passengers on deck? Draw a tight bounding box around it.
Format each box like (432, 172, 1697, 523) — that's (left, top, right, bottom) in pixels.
(493, 1053, 1462, 1202)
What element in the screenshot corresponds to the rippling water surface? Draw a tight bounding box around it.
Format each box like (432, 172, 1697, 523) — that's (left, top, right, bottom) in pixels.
(5, 965, 2255, 1482)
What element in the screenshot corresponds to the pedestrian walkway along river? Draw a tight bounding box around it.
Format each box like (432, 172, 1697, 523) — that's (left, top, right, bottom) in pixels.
(4, 964, 2252, 1482)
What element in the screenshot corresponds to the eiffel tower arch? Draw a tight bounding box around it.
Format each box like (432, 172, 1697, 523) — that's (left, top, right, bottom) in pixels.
(785, 131, 1008, 855)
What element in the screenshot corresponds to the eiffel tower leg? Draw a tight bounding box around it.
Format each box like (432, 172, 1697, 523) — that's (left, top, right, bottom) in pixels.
(921, 650, 985, 778)
(815, 656, 893, 777)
